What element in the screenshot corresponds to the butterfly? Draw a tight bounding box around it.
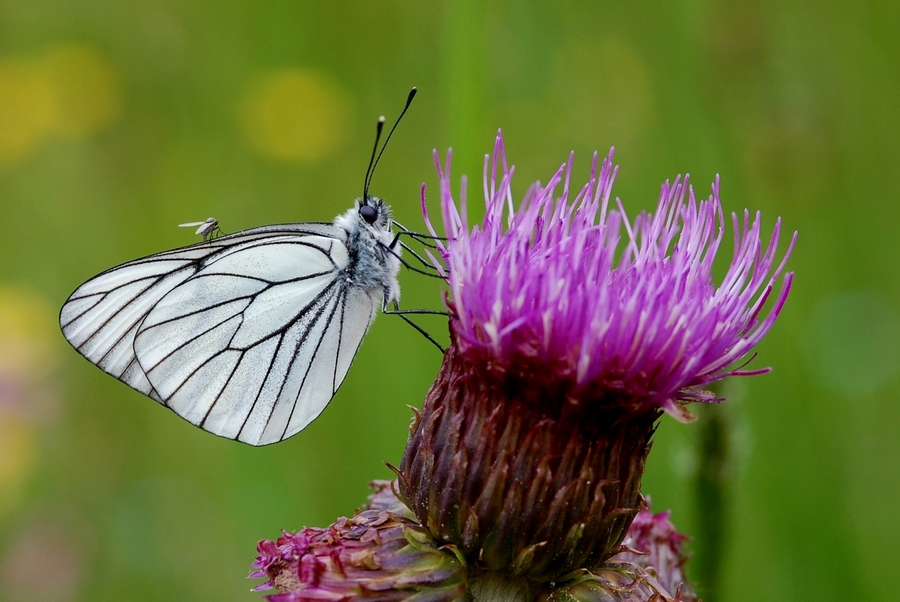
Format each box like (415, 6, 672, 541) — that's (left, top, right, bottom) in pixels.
(59, 89, 424, 446)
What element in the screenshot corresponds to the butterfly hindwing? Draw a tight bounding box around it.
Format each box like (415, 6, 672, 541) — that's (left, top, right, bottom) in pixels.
(253, 283, 378, 445)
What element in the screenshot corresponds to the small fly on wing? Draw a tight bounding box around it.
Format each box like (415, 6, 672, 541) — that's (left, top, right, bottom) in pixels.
(178, 217, 221, 241)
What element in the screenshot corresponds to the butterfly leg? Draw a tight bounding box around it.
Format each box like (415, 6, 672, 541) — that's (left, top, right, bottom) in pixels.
(382, 298, 446, 353)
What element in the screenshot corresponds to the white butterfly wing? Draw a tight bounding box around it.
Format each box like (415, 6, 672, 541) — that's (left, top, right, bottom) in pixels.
(60, 223, 380, 444)
(61, 247, 222, 400)
(132, 235, 379, 445)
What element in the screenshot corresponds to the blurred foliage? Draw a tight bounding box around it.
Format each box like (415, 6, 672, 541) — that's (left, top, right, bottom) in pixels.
(0, 1, 898, 601)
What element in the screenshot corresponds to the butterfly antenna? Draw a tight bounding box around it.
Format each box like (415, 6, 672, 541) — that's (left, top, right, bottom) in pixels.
(363, 117, 386, 202)
(364, 87, 417, 200)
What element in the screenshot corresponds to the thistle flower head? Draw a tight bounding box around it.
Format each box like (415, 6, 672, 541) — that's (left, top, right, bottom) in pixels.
(399, 134, 795, 581)
(422, 133, 795, 420)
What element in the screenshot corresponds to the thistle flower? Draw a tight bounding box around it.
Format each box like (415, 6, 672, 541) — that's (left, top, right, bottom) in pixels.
(423, 135, 793, 416)
(397, 133, 794, 583)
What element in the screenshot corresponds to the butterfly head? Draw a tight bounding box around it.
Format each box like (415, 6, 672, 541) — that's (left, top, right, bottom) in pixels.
(357, 197, 392, 231)
(335, 197, 395, 246)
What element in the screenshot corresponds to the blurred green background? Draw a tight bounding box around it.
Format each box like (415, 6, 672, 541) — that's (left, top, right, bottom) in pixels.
(0, 1, 897, 600)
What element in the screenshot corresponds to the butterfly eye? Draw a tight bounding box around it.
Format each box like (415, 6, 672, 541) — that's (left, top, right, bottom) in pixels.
(359, 204, 378, 224)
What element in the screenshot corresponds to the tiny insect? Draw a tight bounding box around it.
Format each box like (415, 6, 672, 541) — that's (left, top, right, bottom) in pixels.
(179, 217, 221, 241)
(60, 89, 420, 446)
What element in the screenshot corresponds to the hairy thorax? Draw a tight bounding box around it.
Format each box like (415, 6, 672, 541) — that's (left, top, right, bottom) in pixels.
(334, 202, 401, 307)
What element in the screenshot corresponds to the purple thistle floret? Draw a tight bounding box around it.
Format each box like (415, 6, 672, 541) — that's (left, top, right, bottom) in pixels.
(422, 132, 795, 419)
(249, 489, 467, 602)
(615, 506, 692, 598)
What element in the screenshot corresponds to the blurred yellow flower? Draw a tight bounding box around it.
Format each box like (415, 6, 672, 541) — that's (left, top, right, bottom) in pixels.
(239, 69, 351, 163)
(0, 43, 121, 167)
(0, 61, 56, 164)
(0, 284, 58, 375)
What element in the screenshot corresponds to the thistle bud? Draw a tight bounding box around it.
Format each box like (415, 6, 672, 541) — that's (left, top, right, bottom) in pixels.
(250, 484, 467, 602)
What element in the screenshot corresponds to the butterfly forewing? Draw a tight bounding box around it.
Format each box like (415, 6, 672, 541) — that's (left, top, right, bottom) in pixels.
(61, 258, 211, 397)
